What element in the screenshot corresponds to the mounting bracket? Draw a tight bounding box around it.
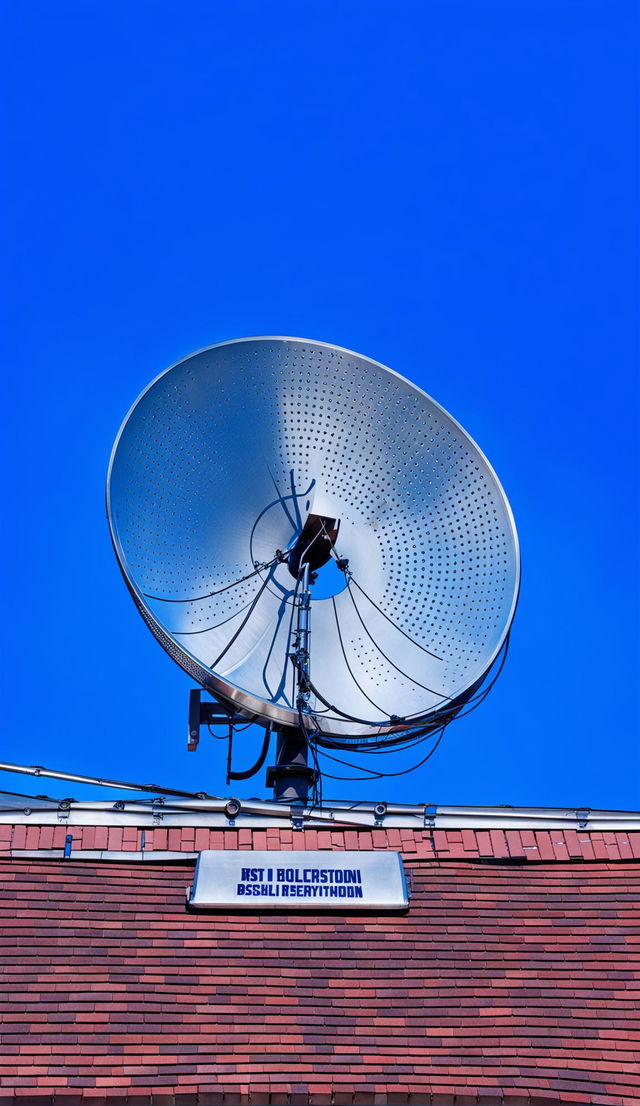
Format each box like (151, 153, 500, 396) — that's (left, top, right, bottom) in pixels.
(187, 689, 248, 751)
(423, 803, 437, 829)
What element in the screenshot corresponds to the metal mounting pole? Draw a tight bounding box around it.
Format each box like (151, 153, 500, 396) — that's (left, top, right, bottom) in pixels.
(294, 561, 312, 708)
(266, 561, 317, 805)
(269, 726, 313, 804)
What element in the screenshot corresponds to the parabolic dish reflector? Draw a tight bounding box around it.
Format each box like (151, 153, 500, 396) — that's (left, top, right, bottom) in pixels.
(107, 337, 519, 741)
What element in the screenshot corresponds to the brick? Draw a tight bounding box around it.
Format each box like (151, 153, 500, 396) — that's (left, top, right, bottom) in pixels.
(106, 828, 124, 851)
(460, 830, 479, 854)
(81, 827, 97, 851)
(11, 825, 28, 849)
(562, 829, 583, 858)
(489, 829, 509, 858)
(603, 832, 622, 860)
(535, 831, 555, 861)
(0, 825, 636, 1102)
(505, 830, 525, 858)
(193, 829, 210, 852)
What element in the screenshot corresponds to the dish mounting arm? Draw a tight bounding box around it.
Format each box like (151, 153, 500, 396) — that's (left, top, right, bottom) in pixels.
(266, 560, 318, 804)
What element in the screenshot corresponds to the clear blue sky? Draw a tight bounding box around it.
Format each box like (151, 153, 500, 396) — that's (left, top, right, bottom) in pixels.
(1, 1, 638, 810)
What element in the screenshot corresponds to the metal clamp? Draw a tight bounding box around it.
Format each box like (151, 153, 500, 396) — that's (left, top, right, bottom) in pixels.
(374, 802, 387, 827)
(424, 803, 437, 829)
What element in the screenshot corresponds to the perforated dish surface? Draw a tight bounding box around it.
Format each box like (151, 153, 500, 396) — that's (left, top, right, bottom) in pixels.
(107, 337, 519, 738)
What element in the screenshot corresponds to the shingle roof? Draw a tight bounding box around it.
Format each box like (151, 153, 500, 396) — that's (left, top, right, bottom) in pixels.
(0, 823, 638, 1105)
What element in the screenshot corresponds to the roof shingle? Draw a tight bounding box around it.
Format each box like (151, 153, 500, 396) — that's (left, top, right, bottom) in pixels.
(0, 825, 638, 1102)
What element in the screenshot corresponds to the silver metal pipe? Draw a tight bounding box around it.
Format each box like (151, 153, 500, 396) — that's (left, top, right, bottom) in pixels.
(0, 761, 219, 800)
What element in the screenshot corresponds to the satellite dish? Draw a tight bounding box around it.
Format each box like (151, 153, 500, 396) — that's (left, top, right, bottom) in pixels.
(107, 337, 519, 792)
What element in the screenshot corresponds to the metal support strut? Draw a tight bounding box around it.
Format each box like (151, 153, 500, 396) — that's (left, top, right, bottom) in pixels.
(294, 561, 312, 708)
(266, 561, 318, 804)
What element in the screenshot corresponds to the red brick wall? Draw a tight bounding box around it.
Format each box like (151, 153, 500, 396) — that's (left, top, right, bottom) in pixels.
(2, 824, 639, 863)
(0, 831, 638, 1104)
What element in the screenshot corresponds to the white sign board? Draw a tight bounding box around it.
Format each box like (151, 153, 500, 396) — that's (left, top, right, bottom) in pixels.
(189, 850, 408, 911)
